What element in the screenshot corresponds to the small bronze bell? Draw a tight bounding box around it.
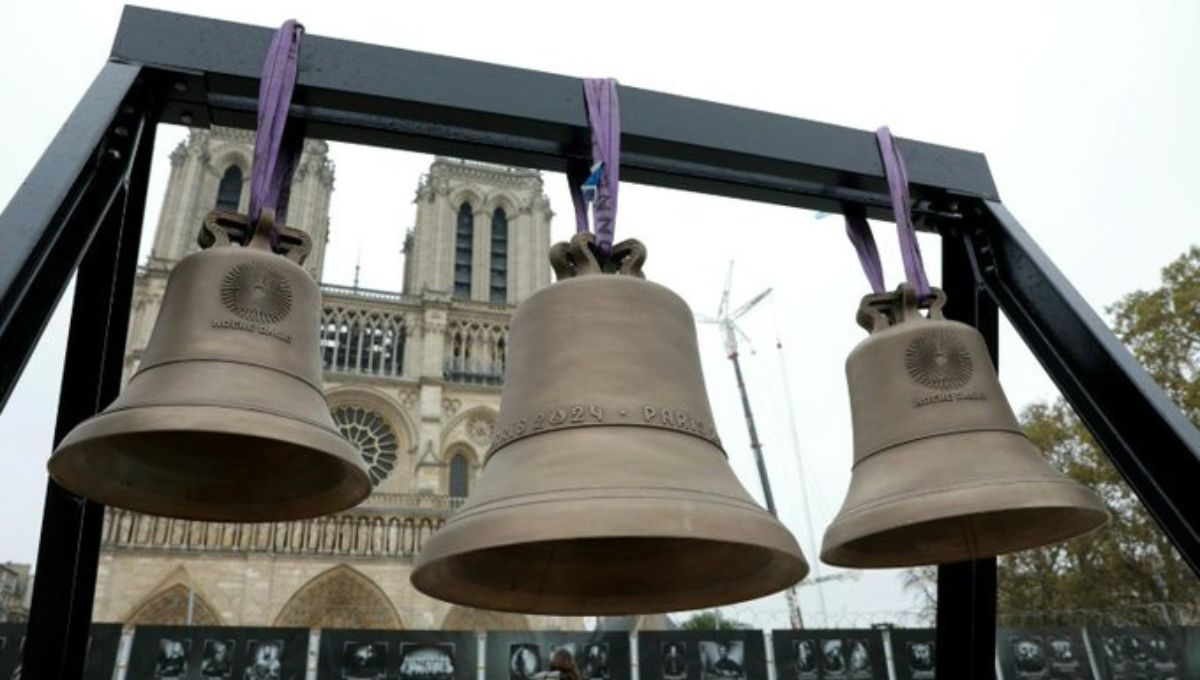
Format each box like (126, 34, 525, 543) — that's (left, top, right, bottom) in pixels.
(412, 234, 808, 614)
(48, 211, 371, 522)
(821, 284, 1108, 568)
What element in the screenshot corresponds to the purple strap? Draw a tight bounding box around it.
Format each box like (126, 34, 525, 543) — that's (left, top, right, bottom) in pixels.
(877, 127, 931, 299)
(843, 127, 932, 299)
(844, 211, 886, 294)
(248, 20, 305, 246)
(568, 78, 621, 255)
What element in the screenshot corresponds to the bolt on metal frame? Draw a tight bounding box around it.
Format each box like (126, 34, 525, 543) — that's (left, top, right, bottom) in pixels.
(0, 6, 1196, 678)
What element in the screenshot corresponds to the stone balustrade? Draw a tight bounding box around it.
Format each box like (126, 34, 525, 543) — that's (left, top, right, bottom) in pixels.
(364, 493, 466, 512)
(102, 507, 449, 559)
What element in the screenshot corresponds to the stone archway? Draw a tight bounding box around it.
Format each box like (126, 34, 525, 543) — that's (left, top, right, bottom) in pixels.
(273, 565, 402, 630)
(128, 583, 222, 626)
(442, 605, 529, 631)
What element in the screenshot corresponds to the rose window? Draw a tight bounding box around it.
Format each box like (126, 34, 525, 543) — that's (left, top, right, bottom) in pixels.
(332, 406, 398, 486)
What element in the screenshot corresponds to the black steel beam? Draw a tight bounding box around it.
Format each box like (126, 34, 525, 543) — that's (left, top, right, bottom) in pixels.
(971, 200, 1200, 574)
(22, 105, 155, 679)
(0, 62, 144, 410)
(935, 231, 1000, 678)
(109, 6, 996, 222)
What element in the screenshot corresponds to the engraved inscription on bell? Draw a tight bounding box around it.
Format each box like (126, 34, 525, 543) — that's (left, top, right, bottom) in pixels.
(487, 402, 723, 456)
(220, 262, 293, 324)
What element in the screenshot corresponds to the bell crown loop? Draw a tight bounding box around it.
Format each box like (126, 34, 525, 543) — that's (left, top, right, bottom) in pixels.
(857, 283, 948, 333)
(550, 231, 646, 280)
(199, 209, 313, 264)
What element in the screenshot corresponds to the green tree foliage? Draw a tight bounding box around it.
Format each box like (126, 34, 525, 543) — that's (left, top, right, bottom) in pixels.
(906, 247, 1200, 626)
(997, 247, 1200, 626)
(679, 609, 750, 631)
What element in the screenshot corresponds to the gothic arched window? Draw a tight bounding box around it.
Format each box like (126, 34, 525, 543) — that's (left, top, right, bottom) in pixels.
(215, 165, 243, 211)
(490, 208, 508, 303)
(449, 453, 470, 498)
(454, 203, 474, 298)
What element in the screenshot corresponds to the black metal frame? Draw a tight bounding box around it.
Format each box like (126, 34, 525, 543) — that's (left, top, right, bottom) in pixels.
(1, 7, 1196, 677)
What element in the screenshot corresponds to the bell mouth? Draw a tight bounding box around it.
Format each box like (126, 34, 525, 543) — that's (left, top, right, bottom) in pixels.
(821, 489, 1110, 568)
(49, 405, 371, 522)
(412, 535, 808, 615)
(412, 427, 809, 614)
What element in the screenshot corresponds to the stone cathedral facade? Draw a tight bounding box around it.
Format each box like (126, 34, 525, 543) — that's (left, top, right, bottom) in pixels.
(89, 126, 577, 631)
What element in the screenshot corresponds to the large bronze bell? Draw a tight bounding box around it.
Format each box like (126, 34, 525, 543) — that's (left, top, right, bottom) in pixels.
(821, 284, 1108, 567)
(48, 211, 371, 522)
(412, 234, 808, 614)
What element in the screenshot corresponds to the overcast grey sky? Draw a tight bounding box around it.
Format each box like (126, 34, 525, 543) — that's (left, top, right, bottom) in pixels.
(0, 1, 1196, 629)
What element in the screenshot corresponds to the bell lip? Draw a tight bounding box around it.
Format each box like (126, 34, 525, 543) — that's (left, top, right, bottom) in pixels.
(410, 493, 809, 615)
(49, 404, 372, 522)
(416, 495, 806, 565)
(819, 479, 1110, 569)
(410, 535, 809, 616)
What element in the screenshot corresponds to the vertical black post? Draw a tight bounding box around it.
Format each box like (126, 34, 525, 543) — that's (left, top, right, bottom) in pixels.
(23, 115, 155, 678)
(935, 230, 999, 678)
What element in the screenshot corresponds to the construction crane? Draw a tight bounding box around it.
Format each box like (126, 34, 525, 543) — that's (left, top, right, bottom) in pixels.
(774, 330, 831, 625)
(698, 262, 807, 628)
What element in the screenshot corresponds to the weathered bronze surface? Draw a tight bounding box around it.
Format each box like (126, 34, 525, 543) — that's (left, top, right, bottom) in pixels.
(48, 210, 371, 522)
(821, 284, 1108, 567)
(412, 233, 808, 614)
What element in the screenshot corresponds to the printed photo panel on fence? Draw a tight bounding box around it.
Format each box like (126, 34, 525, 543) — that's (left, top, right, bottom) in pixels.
(1086, 627, 1187, 680)
(771, 628, 887, 680)
(886, 629, 935, 680)
(84, 623, 123, 680)
(318, 629, 477, 680)
(637, 629, 767, 680)
(1186, 627, 1200, 679)
(0, 624, 21, 680)
(995, 628, 1095, 680)
(0, 623, 120, 680)
(128, 624, 309, 679)
(486, 630, 630, 680)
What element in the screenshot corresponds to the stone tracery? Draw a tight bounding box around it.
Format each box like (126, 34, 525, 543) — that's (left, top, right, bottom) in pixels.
(273, 565, 402, 630)
(332, 405, 400, 486)
(128, 583, 222, 626)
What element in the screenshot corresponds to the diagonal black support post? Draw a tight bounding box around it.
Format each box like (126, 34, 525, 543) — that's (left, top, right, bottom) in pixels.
(970, 200, 1200, 573)
(0, 63, 144, 411)
(23, 108, 156, 679)
(935, 229, 999, 678)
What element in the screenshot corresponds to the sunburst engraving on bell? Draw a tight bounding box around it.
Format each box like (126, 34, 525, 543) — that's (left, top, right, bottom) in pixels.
(412, 232, 808, 615)
(220, 262, 293, 324)
(905, 330, 973, 390)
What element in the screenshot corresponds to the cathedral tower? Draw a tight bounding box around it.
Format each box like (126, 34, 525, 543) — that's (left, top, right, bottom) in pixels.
(404, 158, 552, 304)
(148, 126, 334, 277)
